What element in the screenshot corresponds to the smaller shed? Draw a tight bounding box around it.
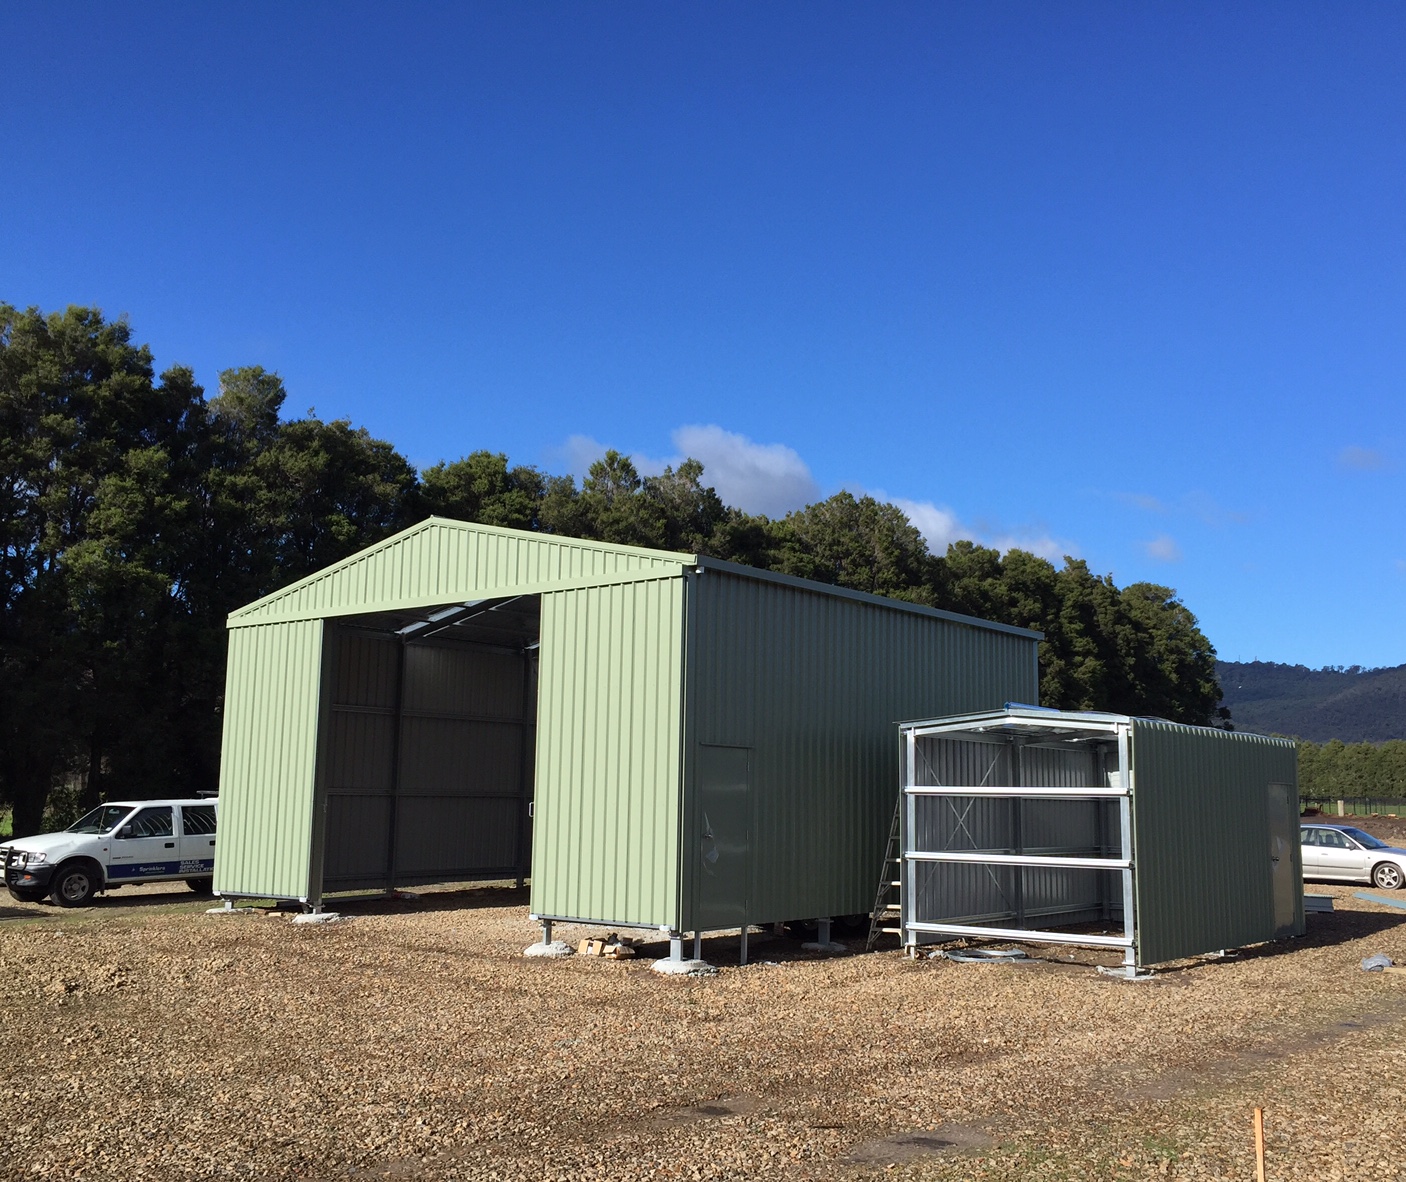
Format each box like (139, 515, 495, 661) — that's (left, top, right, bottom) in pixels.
(896, 707, 1303, 970)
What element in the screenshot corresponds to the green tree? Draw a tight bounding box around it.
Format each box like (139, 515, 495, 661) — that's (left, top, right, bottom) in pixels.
(0, 305, 210, 833)
(419, 451, 546, 531)
(773, 491, 935, 602)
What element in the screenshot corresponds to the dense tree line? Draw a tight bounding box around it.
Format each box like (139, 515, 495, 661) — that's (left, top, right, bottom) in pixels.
(1, 304, 1223, 837)
(1298, 738, 1406, 801)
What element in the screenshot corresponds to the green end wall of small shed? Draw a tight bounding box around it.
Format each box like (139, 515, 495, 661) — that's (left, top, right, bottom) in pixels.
(680, 564, 1039, 932)
(1131, 720, 1302, 965)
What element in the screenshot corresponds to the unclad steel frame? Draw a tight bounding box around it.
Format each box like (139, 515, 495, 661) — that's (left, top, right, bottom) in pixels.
(900, 714, 1135, 965)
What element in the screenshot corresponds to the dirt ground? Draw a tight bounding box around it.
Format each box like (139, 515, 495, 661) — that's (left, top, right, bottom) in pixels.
(2, 850, 1405, 1181)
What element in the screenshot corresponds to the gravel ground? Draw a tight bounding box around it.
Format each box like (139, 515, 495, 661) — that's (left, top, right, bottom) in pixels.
(1, 873, 1403, 1182)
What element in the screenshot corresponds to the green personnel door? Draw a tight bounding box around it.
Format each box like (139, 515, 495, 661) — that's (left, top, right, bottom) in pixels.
(695, 745, 752, 931)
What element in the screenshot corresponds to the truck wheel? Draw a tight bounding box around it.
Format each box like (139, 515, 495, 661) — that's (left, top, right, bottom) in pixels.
(185, 878, 214, 894)
(50, 864, 99, 907)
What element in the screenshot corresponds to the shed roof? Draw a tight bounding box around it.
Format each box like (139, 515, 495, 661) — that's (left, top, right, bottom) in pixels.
(228, 517, 1041, 640)
(899, 705, 1294, 746)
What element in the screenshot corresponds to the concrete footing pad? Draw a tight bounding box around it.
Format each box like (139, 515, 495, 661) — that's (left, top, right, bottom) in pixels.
(801, 940, 848, 954)
(291, 911, 343, 925)
(523, 940, 574, 958)
(651, 958, 717, 977)
(205, 905, 247, 916)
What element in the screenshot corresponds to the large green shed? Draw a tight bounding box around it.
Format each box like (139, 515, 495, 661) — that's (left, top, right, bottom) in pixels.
(216, 518, 1039, 948)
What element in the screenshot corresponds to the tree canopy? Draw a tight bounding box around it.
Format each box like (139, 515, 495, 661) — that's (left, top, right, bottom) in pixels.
(1, 303, 1228, 836)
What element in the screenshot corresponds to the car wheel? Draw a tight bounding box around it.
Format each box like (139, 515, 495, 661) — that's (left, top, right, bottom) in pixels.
(7, 886, 48, 904)
(185, 878, 214, 894)
(1371, 862, 1405, 891)
(50, 864, 98, 907)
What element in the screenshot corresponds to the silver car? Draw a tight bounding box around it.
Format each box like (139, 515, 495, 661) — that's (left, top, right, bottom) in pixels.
(1301, 823, 1406, 891)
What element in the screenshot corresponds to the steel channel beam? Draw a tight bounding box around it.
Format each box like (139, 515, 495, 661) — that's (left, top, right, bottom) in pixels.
(907, 921, 1133, 948)
(907, 851, 1131, 870)
(906, 786, 1127, 798)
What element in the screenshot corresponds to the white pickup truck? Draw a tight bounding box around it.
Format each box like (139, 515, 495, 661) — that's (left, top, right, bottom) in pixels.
(2, 798, 218, 906)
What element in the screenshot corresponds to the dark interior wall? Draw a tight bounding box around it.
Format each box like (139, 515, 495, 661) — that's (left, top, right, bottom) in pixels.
(318, 623, 537, 894)
(907, 733, 1120, 931)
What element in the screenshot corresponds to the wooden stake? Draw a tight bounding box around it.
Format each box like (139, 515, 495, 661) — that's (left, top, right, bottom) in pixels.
(1253, 1107, 1266, 1182)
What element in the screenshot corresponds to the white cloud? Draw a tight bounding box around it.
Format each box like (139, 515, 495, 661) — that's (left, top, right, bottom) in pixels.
(551, 426, 1075, 558)
(549, 434, 610, 480)
(547, 425, 819, 517)
(891, 498, 964, 550)
(668, 425, 820, 517)
(1117, 492, 1168, 513)
(1117, 489, 1246, 527)
(888, 495, 1073, 561)
(983, 531, 1071, 562)
(1338, 445, 1389, 471)
(1143, 534, 1183, 562)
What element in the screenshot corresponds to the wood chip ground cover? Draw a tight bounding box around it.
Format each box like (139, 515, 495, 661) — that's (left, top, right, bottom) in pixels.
(0, 882, 1403, 1181)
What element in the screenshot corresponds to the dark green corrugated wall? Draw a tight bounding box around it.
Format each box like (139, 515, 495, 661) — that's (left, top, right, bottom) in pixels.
(681, 569, 1039, 931)
(1131, 720, 1301, 964)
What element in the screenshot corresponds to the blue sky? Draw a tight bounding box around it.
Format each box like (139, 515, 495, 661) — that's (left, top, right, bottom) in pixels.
(3, 4, 1403, 668)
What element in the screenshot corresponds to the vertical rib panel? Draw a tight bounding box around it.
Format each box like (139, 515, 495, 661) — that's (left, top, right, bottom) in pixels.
(529, 577, 685, 927)
(1132, 721, 1301, 963)
(215, 620, 324, 900)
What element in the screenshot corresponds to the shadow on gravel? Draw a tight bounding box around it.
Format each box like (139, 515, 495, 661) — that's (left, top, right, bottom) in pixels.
(1, 889, 208, 918)
(841, 1124, 996, 1165)
(324, 884, 531, 917)
(1225, 907, 1406, 962)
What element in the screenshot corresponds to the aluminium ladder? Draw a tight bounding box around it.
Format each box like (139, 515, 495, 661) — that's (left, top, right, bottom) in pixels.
(865, 793, 904, 952)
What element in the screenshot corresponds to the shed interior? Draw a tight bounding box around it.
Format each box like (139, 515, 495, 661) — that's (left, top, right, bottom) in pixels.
(904, 714, 1132, 955)
(317, 595, 541, 894)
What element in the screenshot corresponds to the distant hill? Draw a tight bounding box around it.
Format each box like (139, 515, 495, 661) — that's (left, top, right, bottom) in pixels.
(1216, 661, 1406, 743)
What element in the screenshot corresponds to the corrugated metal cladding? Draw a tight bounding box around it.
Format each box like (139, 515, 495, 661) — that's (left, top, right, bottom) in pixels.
(218, 518, 1043, 924)
(1131, 720, 1301, 965)
(530, 577, 686, 928)
(681, 569, 1038, 930)
(230, 517, 690, 625)
(316, 625, 534, 892)
(215, 620, 326, 900)
(908, 735, 1118, 932)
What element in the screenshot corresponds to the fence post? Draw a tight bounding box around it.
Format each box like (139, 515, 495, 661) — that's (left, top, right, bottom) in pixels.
(1338, 799, 1345, 817)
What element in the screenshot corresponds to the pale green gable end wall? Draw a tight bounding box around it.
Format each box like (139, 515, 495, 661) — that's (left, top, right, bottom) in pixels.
(220, 519, 692, 903)
(230, 518, 690, 625)
(680, 568, 1040, 930)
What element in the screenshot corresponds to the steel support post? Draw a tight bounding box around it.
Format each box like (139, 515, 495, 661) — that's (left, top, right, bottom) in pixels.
(817, 918, 831, 946)
(902, 732, 917, 952)
(541, 920, 553, 946)
(1116, 725, 1135, 968)
(669, 933, 684, 962)
(739, 926, 749, 966)
(693, 932, 702, 960)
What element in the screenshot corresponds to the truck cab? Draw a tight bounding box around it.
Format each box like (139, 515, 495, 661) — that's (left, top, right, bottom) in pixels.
(2, 799, 218, 906)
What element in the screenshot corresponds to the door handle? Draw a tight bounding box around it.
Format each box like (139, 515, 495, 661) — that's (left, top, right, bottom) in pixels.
(164, 842, 175, 848)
